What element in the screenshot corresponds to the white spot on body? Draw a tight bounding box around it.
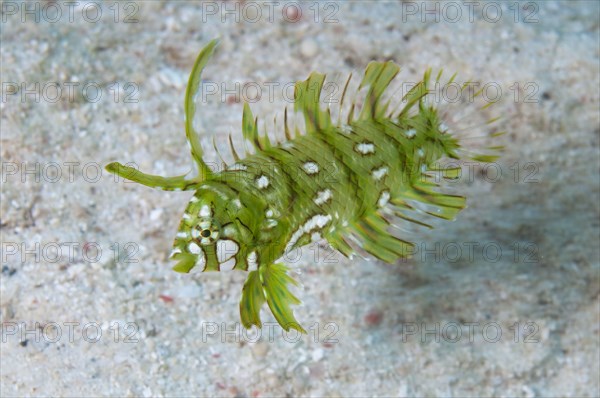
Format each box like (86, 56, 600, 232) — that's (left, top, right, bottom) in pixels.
(266, 219, 278, 228)
(286, 228, 305, 253)
(439, 122, 449, 133)
(170, 248, 182, 257)
(188, 242, 202, 254)
(372, 166, 388, 181)
(266, 209, 274, 218)
(356, 142, 375, 154)
(199, 205, 211, 217)
(195, 252, 206, 269)
(285, 214, 332, 251)
(256, 175, 269, 189)
(216, 239, 239, 263)
(219, 259, 236, 271)
(311, 232, 322, 242)
(176, 231, 188, 238)
(314, 189, 332, 205)
(417, 148, 425, 157)
(378, 191, 391, 207)
(247, 251, 258, 272)
(406, 129, 416, 138)
(304, 214, 332, 231)
(232, 199, 242, 209)
(189, 196, 199, 203)
(182, 213, 192, 220)
(303, 162, 319, 175)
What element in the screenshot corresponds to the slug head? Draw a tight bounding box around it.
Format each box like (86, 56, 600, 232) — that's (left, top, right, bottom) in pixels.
(169, 187, 250, 273)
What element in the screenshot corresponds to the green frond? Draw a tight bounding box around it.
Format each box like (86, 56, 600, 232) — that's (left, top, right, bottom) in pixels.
(358, 61, 400, 121)
(171, 253, 198, 273)
(240, 270, 267, 329)
(184, 38, 219, 180)
(260, 262, 306, 334)
(242, 102, 272, 151)
(397, 80, 428, 119)
(105, 162, 198, 191)
(353, 213, 414, 262)
(294, 72, 332, 133)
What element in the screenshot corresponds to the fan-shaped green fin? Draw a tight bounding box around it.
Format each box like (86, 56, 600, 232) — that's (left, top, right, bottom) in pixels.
(260, 262, 306, 333)
(242, 102, 272, 151)
(397, 80, 428, 119)
(391, 180, 466, 221)
(393, 211, 434, 229)
(328, 233, 355, 259)
(352, 213, 415, 262)
(294, 72, 332, 134)
(358, 61, 400, 121)
(240, 270, 267, 329)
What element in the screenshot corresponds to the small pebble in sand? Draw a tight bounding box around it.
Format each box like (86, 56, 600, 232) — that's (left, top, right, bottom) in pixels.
(284, 4, 302, 22)
(364, 309, 384, 327)
(301, 39, 319, 58)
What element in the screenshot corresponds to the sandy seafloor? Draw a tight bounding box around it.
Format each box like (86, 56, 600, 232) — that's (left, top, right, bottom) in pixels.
(1, 1, 599, 397)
